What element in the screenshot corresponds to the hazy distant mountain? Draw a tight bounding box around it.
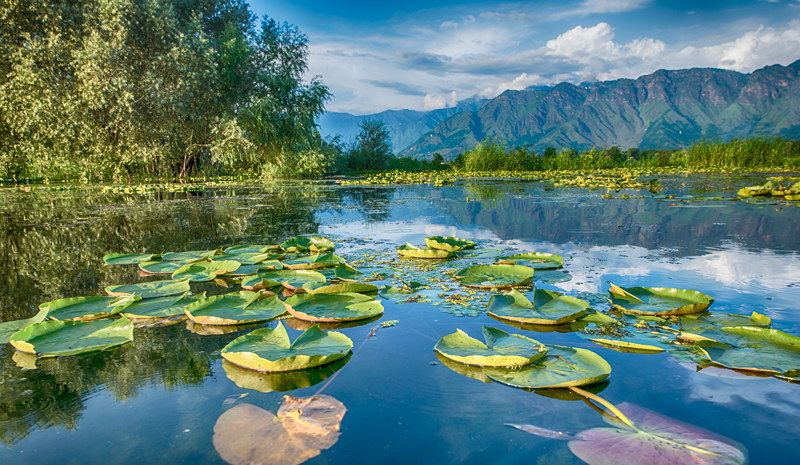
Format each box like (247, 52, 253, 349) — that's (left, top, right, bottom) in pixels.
(318, 96, 487, 153)
(400, 60, 800, 160)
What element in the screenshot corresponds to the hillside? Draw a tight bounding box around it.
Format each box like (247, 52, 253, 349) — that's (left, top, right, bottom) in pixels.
(318, 97, 487, 153)
(401, 60, 800, 160)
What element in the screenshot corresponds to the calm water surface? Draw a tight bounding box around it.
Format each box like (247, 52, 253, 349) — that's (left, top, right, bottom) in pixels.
(1, 176, 799, 464)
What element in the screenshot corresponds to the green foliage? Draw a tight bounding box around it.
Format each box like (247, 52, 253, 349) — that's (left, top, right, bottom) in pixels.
(344, 119, 394, 172)
(0, 0, 330, 182)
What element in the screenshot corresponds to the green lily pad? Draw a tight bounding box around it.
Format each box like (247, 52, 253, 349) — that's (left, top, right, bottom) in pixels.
(589, 339, 666, 354)
(0, 308, 49, 344)
(184, 291, 287, 325)
(485, 345, 611, 388)
(222, 253, 276, 265)
(221, 321, 352, 372)
(487, 289, 589, 325)
(9, 316, 135, 357)
(302, 282, 379, 295)
(282, 253, 345, 270)
(424, 236, 476, 251)
(697, 326, 800, 375)
(280, 236, 335, 253)
(455, 264, 534, 289)
(679, 312, 771, 332)
(435, 352, 492, 383)
(498, 253, 565, 270)
(608, 283, 714, 316)
(138, 260, 197, 275)
(397, 242, 455, 259)
(284, 293, 384, 322)
(284, 315, 382, 332)
(242, 270, 327, 291)
(222, 355, 351, 392)
(228, 261, 284, 277)
(434, 326, 548, 368)
(121, 292, 201, 319)
(171, 261, 240, 282)
(161, 250, 219, 261)
(40, 295, 138, 321)
(510, 402, 747, 465)
(455, 248, 503, 259)
(224, 245, 275, 255)
(534, 270, 573, 284)
(106, 279, 192, 298)
(103, 253, 161, 265)
(333, 263, 395, 281)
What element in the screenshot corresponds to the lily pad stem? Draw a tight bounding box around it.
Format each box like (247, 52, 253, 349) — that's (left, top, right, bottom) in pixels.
(568, 386, 635, 428)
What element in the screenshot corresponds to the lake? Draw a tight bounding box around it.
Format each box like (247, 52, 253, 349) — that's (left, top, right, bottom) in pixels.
(1, 175, 799, 464)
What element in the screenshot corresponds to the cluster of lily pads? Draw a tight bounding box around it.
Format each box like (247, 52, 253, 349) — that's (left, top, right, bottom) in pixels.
(737, 176, 800, 200)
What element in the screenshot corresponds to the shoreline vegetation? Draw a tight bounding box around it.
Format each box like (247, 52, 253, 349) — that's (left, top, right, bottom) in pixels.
(2, 2, 798, 186)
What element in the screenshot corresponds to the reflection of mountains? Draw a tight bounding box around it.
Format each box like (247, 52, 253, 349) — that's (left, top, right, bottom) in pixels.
(441, 187, 800, 253)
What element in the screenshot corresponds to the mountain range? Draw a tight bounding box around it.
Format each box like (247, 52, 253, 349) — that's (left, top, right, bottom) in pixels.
(319, 60, 800, 160)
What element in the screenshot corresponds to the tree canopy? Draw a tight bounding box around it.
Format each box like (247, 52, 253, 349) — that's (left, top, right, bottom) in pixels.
(0, 0, 330, 182)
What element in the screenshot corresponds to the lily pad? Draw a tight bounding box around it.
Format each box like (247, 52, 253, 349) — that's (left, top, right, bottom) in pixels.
(224, 244, 275, 255)
(185, 321, 261, 336)
(161, 250, 219, 261)
(333, 263, 395, 281)
(424, 236, 476, 251)
(589, 339, 666, 354)
(697, 326, 800, 375)
(498, 252, 565, 270)
(455, 264, 534, 289)
(9, 316, 135, 357)
(534, 270, 573, 284)
(284, 315, 382, 331)
(138, 260, 196, 275)
(302, 282, 379, 295)
(284, 293, 384, 323)
(171, 261, 240, 282)
(223, 252, 276, 265)
(242, 270, 327, 291)
(222, 355, 350, 393)
(0, 308, 49, 344)
(485, 345, 611, 388)
(221, 321, 352, 372)
(281, 236, 335, 253)
(510, 402, 747, 465)
(434, 325, 548, 368)
(488, 289, 589, 325)
(397, 242, 455, 259)
(282, 253, 344, 270)
(106, 279, 192, 298)
(228, 261, 284, 276)
(213, 395, 345, 465)
(103, 253, 160, 265)
(185, 291, 287, 326)
(40, 295, 138, 321)
(679, 312, 771, 333)
(435, 352, 492, 383)
(608, 283, 714, 316)
(121, 292, 197, 319)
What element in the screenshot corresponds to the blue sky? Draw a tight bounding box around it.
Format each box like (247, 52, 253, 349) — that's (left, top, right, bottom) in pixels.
(248, 1, 800, 114)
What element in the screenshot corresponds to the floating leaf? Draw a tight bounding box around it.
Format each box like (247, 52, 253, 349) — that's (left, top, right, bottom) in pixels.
(242, 270, 326, 291)
(213, 395, 345, 465)
(424, 236, 476, 251)
(284, 293, 384, 323)
(138, 260, 196, 275)
(302, 282, 379, 295)
(281, 236, 335, 253)
(222, 355, 350, 392)
(333, 263, 394, 281)
(106, 279, 191, 298)
(103, 253, 160, 265)
(434, 325, 548, 368)
(284, 315, 382, 331)
(455, 248, 503, 259)
(697, 326, 800, 375)
(679, 312, 771, 332)
(488, 289, 588, 325)
(282, 253, 344, 270)
(498, 252, 564, 270)
(455, 264, 534, 289)
(589, 339, 665, 354)
(535, 270, 573, 283)
(40, 295, 137, 321)
(228, 260, 283, 276)
(221, 321, 352, 371)
(185, 291, 287, 325)
(161, 250, 219, 261)
(224, 244, 276, 255)
(608, 283, 714, 316)
(185, 321, 261, 336)
(171, 261, 240, 282)
(0, 308, 48, 344)
(397, 242, 455, 259)
(9, 316, 134, 357)
(435, 352, 492, 383)
(222, 252, 276, 265)
(485, 345, 611, 388)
